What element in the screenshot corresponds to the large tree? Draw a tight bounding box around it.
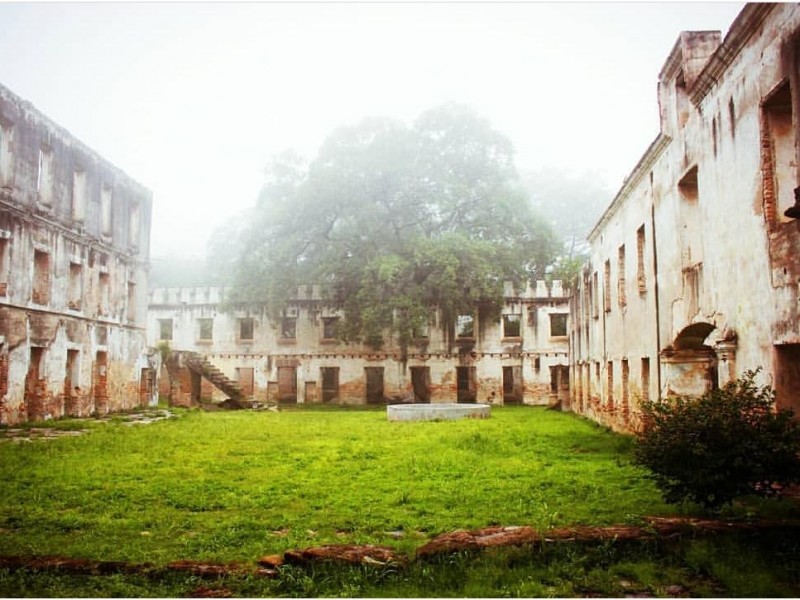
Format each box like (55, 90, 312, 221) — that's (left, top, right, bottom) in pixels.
(228, 103, 560, 350)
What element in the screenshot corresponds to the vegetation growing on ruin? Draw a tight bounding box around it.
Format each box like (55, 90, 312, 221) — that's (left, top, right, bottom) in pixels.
(224, 104, 560, 349)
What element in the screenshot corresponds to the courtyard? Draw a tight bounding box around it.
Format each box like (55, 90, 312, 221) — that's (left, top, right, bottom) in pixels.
(1, 405, 799, 596)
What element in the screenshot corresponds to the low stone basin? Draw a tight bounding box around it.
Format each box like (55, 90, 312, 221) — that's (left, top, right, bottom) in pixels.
(387, 403, 491, 422)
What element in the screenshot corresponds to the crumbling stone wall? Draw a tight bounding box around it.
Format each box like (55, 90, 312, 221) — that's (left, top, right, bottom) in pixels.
(0, 83, 154, 424)
(147, 282, 570, 406)
(569, 4, 800, 432)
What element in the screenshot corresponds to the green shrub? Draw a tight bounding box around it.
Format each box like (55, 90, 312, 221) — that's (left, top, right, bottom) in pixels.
(634, 370, 800, 510)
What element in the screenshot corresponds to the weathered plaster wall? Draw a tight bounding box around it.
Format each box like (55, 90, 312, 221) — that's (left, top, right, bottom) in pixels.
(570, 4, 800, 432)
(0, 83, 155, 424)
(147, 282, 570, 406)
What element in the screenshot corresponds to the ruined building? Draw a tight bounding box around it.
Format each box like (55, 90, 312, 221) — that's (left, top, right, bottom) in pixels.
(0, 83, 155, 424)
(568, 3, 800, 432)
(147, 281, 569, 406)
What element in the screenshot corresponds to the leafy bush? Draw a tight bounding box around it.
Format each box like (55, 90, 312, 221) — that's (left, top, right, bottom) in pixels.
(634, 370, 800, 510)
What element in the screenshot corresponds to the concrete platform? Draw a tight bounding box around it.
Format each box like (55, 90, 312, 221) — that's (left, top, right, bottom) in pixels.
(387, 403, 491, 422)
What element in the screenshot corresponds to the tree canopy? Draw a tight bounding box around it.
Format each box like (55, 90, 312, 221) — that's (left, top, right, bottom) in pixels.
(228, 103, 560, 349)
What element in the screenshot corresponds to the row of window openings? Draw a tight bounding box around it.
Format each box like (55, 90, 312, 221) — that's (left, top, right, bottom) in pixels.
(159, 313, 569, 342)
(0, 127, 140, 243)
(22, 248, 135, 319)
(589, 79, 793, 319)
(587, 225, 647, 318)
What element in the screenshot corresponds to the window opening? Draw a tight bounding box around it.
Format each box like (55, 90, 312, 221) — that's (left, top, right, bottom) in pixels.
(129, 201, 140, 249)
(456, 314, 474, 338)
(127, 282, 136, 322)
(239, 318, 254, 341)
(637, 225, 646, 295)
(678, 166, 703, 265)
(32, 250, 50, 305)
(98, 272, 110, 316)
(72, 170, 87, 222)
(281, 317, 297, 340)
(503, 314, 521, 338)
(550, 313, 567, 337)
(37, 148, 53, 205)
(322, 317, 338, 340)
(68, 262, 82, 310)
(158, 319, 173, 341)
(762, 81, 795, 224)
(0, 122, 14, 187)
(198, 318, 213, 341)
(100, 185, 112, 236)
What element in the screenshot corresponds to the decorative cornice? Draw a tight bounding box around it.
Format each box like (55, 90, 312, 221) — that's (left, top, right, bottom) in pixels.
(689, 3, 777, 105)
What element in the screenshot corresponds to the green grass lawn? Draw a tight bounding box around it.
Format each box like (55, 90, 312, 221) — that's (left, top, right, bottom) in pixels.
(0, 406, 671, 564)
(1, 405, 799, 597)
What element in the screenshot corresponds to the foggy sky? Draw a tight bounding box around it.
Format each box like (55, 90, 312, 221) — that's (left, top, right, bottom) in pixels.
(0, 2, 744, 259)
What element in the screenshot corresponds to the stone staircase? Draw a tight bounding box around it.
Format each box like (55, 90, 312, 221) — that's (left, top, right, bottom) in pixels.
(182, 351, 250, 409)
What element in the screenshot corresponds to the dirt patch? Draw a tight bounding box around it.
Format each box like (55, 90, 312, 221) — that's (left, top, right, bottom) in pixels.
(0, 409, 175, 441)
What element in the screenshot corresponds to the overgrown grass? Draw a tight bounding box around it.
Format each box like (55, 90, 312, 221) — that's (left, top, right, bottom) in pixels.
(0, 405, 798, 597)
(0, 406, 670, 564)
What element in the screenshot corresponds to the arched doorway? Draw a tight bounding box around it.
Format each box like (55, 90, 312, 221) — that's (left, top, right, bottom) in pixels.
(660, 323, 718, 397)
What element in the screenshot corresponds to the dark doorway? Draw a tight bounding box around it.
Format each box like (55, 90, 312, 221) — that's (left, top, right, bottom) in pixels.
(139, 367, 155, 407)
(236, 367, 255, 397)
(25, 347, 45, 420)
(549, 364, 570, 403)
(503, 365, 523, 404)
(277, 366, 297, 403)
(365, 367, 384, 404)
(94, 351, 108, 414)
(410, 366, 431, 403)
(64, 349, 79, 414)
(456, 366, 477, 403)
(775, 344, 800, 413)
(321, 367, 339, 403)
